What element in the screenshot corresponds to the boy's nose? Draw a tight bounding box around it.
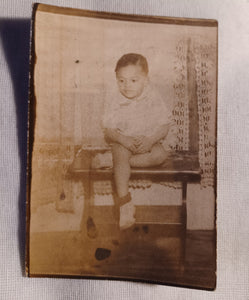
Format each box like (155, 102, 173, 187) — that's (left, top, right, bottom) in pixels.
(124, 80, 131, 88)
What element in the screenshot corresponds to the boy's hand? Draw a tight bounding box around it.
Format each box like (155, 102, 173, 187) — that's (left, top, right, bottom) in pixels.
(135, 136, 154, 153)
(121, 136, 138, 153)
(133, 135, 145, 147)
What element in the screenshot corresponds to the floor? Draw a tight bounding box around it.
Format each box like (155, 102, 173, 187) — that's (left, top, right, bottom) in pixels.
(29, 206, 216, 290)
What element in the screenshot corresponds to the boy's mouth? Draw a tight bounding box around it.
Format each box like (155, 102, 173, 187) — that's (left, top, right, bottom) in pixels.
(124, 90, 135, 94)
(120, 89, 139, 99)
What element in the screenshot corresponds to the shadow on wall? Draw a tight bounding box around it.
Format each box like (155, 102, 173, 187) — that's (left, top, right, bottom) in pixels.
(0, 18, 31, 275)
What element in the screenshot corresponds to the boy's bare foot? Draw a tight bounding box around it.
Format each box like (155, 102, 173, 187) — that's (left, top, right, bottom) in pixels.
(91, 152, 113, 169)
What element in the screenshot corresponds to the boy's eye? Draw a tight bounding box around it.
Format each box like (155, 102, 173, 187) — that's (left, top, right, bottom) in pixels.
(132, 79, 137, 83)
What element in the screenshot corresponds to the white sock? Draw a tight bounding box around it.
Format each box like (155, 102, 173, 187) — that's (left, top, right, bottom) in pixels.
(119, 201, 135, 230)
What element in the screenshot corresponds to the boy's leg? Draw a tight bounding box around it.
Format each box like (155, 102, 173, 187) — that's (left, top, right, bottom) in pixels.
(130, 144, 167, 168)
(111, 143, 135, 229)
(111, 143, 132, 198)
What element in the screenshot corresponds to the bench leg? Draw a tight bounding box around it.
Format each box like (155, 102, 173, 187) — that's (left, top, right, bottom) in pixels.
(80, 175, 97, 238)
(180, 180, 187, 274)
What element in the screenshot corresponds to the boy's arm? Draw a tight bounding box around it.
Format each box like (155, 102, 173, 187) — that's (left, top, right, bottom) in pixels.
(104, 128, 137, 153)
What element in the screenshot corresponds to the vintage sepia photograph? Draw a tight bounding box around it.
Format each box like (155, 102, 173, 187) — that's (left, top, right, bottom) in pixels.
(27, 4, 217, 289)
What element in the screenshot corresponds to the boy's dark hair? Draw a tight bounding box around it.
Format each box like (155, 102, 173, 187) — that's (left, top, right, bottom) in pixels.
(115, 53, 149, 74)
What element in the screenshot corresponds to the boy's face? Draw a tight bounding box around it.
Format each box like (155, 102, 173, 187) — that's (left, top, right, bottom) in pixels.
(116, 64, 148, 99)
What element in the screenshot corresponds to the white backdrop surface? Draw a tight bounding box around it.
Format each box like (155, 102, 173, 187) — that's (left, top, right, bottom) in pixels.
(0, 0, 248, 299)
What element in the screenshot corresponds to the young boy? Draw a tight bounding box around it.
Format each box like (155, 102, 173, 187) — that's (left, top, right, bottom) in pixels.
(102, 53, 171, 229)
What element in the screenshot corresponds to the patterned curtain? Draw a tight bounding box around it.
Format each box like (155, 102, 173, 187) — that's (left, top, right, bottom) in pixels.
(194, 41, 216, 187)
(170, 38, 216, 187)
(170, 39, 189, 151)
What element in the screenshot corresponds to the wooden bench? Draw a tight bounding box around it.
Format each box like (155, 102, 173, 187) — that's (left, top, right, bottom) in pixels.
(67, 149, 201, 271)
